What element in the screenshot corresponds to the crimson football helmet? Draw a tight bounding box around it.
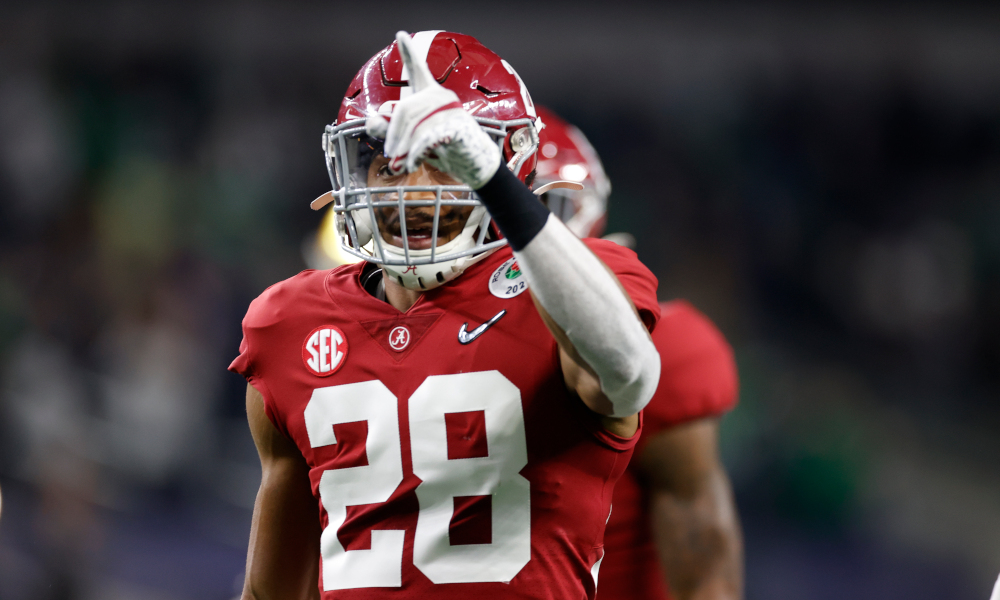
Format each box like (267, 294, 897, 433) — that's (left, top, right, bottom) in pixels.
(534, 106, 611, 238)
(313, 31, 541, 290)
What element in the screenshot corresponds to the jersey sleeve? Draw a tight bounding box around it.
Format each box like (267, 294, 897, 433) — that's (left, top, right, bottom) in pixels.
(582, 238, 661, 332)
(641, 300, 738, 440)
(227, 281, 294, 438)
(228, 330, 253, 378)
(595, 407, 644, 451)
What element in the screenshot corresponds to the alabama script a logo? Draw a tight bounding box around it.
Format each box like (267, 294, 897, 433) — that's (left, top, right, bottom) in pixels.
(388, 326, 411, 351)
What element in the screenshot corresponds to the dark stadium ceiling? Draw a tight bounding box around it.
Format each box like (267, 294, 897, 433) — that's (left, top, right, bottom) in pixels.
(2, 2, 999, 111)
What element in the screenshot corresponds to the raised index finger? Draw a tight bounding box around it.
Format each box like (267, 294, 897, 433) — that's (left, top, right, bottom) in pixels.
(396, 30, 436, 93)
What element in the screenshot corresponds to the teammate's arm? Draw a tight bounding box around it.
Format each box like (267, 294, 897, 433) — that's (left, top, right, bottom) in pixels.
(636, 418, 743, 600)
(243, 383, 321, 600)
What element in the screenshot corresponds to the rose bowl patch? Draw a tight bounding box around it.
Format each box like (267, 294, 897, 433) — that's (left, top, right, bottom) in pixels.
(489, 258, 528, 299)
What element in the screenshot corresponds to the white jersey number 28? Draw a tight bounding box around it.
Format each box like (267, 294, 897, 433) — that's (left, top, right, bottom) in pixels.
(304, 371, 531, 590)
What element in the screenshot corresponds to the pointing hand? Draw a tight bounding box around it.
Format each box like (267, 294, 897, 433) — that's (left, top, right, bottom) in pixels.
(366, 31, 501, 189)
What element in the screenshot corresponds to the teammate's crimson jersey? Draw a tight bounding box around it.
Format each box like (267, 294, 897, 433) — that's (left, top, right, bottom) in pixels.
(597, 301, 738, 600)
(229, 239, 659, 600)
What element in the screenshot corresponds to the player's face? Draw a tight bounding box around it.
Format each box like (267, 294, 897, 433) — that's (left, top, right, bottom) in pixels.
(368, 154, 475, 250)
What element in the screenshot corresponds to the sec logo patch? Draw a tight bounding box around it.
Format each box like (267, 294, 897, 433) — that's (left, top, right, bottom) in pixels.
(489, 258, 528, 299)
(302, 325, 348, 376)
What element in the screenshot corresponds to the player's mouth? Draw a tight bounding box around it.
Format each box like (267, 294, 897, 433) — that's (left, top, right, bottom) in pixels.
(380, 210, 469, 249)
(392, 222, 437, 249)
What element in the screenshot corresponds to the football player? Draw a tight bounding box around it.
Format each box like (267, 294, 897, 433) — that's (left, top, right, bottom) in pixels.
(534, 106, 744, 600)
(231, 32, 662, 600)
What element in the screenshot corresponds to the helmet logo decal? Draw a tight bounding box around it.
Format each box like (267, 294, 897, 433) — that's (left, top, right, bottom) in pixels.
(303, 325, 349, 376)
(489, 258, 529, 299)
(388, 326, 411, 352)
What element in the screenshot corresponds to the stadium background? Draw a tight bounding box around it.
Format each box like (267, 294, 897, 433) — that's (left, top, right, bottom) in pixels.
(1, 2, 999, 599)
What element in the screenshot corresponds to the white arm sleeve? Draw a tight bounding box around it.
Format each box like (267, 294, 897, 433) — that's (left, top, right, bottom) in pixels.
(513, 214, 661, 417)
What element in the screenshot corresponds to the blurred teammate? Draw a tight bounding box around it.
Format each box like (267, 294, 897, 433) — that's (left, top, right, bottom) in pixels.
(535, 106, 744, 600)
(231, 32, 662, 600)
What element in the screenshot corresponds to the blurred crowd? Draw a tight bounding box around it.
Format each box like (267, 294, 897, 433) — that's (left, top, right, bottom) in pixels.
(1, 3, 999, 600)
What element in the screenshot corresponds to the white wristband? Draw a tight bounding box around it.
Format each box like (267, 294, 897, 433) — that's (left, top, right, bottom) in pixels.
(514, 215, 660, 417)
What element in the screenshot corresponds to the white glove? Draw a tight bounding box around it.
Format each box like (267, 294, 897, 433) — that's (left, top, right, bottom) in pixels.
(366, 31, 501, 189)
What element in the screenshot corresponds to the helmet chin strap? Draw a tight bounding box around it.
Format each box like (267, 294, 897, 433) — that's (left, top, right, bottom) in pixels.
(379, 204, 493, 290)
(381, 246, 498, 291)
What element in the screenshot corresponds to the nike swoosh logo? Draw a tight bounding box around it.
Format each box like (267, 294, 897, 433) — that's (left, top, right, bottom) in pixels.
(458, 309, 506, 345)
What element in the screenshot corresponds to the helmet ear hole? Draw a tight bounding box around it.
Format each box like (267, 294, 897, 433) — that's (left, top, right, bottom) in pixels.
(503, 127, 534, 163)
(503, 125, 539, 184)
(510, 127, 532, 154)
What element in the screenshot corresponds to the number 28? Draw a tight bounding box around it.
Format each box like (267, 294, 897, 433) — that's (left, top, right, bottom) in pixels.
(303, 371, 531, 590)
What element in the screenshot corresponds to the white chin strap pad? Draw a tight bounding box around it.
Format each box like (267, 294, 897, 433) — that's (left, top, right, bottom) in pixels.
(514, 215, 660, 417)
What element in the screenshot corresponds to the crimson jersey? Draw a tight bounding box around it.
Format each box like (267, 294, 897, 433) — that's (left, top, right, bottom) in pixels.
(597, 301, 738, 600)
(229, 239, 659, 600)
